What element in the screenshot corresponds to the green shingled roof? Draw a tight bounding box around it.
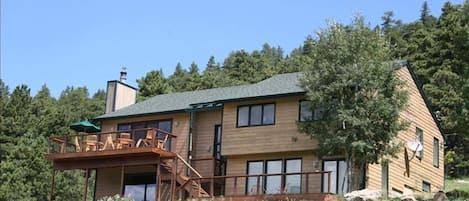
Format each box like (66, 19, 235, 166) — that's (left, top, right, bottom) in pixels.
(95, 72, 305, 120)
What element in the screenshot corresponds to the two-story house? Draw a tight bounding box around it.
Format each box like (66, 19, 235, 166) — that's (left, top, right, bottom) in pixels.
(46, 61, 444, 201)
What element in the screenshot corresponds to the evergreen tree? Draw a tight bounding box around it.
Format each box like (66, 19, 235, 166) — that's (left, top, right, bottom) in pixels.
(137, 69, 172, 101)
(186, 62, 202, 91)
(168, 63, 189, 92)
(201, 56, 241, 89)
(31, 85, 59, 137)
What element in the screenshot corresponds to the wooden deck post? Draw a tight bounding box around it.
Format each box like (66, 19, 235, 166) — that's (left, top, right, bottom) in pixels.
(170, 157, 177, 201)
(120, 166, 125, 196)
(83, 168, 89, 201)
(157, 158, 161, 201)
(210, 158, 214, 196)
(49, 169, 56, 201)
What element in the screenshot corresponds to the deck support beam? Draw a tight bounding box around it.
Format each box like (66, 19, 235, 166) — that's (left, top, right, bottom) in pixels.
(157, 158, 162, 201)
(120, 166, 125, 196)
(49, 169, 56, 201)
(170, 157, 177, 201)
(83, 168, 89, 201)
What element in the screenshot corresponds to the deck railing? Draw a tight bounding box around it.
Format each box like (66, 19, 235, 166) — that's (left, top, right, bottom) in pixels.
(47, 128, 176, 154)
(179, 170, 332, 198)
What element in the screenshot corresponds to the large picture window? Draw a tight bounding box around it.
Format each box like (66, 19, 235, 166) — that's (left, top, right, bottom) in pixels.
(118, 119, 172, 150)
(246, 158, 302, 195)
(124, 172, 156, 201)
(237, 103, 275, 127)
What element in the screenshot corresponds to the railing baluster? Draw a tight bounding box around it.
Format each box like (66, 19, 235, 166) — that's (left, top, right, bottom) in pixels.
(256, 175, 261, 195)
(64, 135, 68, 153)
(305, 173, 309, 193)
(47, 138, 51, 154)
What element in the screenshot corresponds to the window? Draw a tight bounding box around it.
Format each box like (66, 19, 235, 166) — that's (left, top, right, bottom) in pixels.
(415, 127, 423, 159)
(246, 159, 302, 195)
(214, 125, 222, 160)
(285, 159, 302, 193)
(433, 138, 439, 168)
(124, 173, 156, 201)
(247, 161, 263, 195)
(322, 160, 348, 194)
(299, 100, 322, 121)
(237, 103, 275, 127)
(422, 181, 431, 192)
(118, 119, 172, 150)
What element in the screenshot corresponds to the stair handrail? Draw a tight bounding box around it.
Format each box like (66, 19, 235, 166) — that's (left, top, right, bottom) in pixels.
(176, 154, 203, 178)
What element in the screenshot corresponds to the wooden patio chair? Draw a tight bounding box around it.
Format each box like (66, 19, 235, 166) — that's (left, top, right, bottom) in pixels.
(115, 132, 132, 149)
(157, 133, 169, 150)
(136, 129, 156, 148)
(99, 135, 115, 150)
(73, 136, 81, 152)
(82, 135, 104, 152)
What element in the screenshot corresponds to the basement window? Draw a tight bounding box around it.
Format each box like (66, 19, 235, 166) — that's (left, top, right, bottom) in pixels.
(422, 181, 431, 193)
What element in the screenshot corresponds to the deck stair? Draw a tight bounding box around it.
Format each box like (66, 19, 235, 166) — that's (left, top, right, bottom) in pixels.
(161, 155, 210, 198)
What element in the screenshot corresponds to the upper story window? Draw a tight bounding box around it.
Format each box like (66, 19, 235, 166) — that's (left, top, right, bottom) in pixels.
(433, 137, 439, 168)
(237, 103, 275, 127)
(299, 100, 323, 121)
(415, 127, 423, 160)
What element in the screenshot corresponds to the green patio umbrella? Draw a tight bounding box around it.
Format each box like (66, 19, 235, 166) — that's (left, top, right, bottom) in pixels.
(70, 120, 101, 133)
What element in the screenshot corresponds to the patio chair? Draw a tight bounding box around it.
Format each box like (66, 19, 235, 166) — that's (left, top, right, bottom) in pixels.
(157, 133, 169, 150)
(115, 132, 132, 149)
(73, 136, 81, 152)
(136, 129, 156, 148)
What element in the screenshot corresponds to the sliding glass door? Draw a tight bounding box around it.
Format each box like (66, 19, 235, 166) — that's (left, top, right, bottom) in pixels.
(322, 160, 348, 194)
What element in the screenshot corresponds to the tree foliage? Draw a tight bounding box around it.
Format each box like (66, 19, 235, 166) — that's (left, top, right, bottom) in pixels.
(0, 82, 104, 200)
(298, 16, 408, 190)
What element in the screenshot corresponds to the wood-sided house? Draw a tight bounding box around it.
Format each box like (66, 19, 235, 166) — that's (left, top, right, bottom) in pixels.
(45, 61, 444, 201)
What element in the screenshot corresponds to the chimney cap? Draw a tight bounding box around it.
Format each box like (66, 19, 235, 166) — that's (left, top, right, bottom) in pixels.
(120, 67, 127, 83)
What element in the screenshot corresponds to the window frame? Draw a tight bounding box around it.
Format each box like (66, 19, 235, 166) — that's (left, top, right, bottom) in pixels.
(298, 100, 323, 122)
(433, 137, 439, 168)
(422, 181, 431, 192)
(415, 127, 423, 160)
(246, 160, 264, 195)
(118, 119, 173, 150)
(245, 158, 302, 195)
(237, 103, 276, 127)
(123, 172, 156, 201)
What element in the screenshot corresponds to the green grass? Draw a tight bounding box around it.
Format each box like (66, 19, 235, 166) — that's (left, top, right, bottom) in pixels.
(445, 176, 469, 192)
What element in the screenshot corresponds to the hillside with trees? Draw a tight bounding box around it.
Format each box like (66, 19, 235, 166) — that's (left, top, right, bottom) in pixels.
(0, 1, 468, 200)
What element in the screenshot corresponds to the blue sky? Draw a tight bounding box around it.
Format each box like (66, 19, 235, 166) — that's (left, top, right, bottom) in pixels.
(0, 0, 463, 97)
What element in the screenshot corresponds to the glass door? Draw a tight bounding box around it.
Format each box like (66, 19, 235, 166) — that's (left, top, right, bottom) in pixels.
(265, 160, 282, 194)
(323, 161, 337, 193)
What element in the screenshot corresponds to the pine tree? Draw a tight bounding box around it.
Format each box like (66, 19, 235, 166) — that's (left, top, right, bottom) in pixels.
(137, 69, 172, 101)
(168, 63, 189, 92)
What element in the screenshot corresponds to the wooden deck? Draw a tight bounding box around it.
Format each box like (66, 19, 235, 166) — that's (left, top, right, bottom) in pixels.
(46, 128, 177, 170)
(47, 147, 176, 170)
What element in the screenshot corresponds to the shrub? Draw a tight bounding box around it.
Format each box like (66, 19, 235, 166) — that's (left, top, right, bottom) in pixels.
(97, 194, 134, 201)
